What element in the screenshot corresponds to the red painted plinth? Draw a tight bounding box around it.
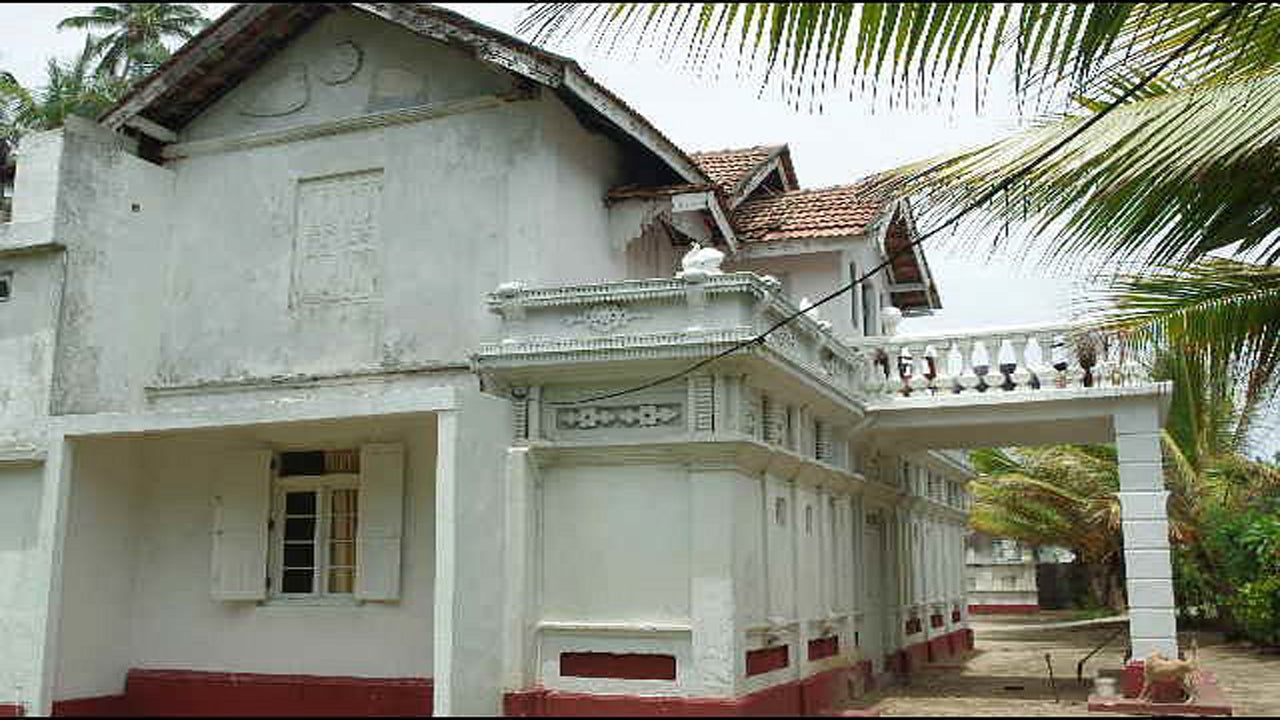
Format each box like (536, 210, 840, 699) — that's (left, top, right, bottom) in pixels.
(51, 696, 128, 717)
(1090, 670, 1232, 716)
(1121, 660, 1146, 698)
(808, 636, 839, 662)
(967, 604, 1040, 614)
(54, 669, 432, 717)
(746, 646, 790, 676)
(505, 666, 860, 717)
(560, 652, 676, 680)
(0, 704, 23, 717)
(903, 642, 930, 674)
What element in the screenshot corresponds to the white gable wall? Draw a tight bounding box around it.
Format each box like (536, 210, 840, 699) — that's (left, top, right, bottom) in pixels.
(47, 8, 633, 414)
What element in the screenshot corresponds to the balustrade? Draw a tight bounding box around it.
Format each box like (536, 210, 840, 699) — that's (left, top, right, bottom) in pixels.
(857, 323, 1150, 400)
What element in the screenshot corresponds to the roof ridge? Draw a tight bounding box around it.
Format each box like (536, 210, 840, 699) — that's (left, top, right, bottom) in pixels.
(736, 180, 885, 202)
(690, 143, 786, 157)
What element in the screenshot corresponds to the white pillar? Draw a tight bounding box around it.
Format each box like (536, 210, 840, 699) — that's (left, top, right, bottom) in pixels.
(434, 390, 512, 716)
(689, 465, 738, 696)
(1114, 400, 1178, 659)
(32, 433, 74, 717)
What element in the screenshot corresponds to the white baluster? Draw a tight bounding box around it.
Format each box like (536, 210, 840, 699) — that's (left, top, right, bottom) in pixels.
(978, 335, 1002, 390)
(1065, 335, 1087, 389)
(1010, 334, 1032, 390)
(907, 343, 929, 393)
(957, 338, 980, 393)
(1032, 331, 1056, 389)
(881, 342, 904, 395)
(933, 338, 956, 394)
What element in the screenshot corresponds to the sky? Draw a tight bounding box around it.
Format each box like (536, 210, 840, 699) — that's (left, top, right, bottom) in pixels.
(2, 3, 1275, 453)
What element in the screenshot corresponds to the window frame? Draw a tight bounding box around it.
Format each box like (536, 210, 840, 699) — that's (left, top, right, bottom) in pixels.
(268, 473, 360, 605)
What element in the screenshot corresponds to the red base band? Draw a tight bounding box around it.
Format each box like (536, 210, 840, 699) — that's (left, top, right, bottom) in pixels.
(505, 665, 863, 717)
(53, 670, 433, 717)
(0, 704, 24, 718)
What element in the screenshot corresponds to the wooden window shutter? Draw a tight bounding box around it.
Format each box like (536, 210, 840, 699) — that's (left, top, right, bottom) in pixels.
(210, 449, 272, 601)
(356, 442, 405, 601)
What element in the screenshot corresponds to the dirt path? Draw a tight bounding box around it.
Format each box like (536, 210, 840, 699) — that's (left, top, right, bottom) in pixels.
(844, 614, 1280, 716)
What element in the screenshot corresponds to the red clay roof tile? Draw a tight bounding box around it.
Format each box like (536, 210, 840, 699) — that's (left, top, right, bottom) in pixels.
(690, 145, 782, 194)
(731, 183, 891, 242)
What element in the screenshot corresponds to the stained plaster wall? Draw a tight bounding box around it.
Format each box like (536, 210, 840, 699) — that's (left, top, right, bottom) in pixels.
(0, 252, 61, 449)
(48, 8, 640, 414)
(52, 416, 439, 701)
(0, 465, 44, 707)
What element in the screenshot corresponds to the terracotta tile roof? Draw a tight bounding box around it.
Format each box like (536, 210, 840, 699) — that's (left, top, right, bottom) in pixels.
(732, 183, 891, 242)
(690, 145, 783, 194)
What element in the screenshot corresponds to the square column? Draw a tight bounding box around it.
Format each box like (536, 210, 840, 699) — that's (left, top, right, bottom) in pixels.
(1114, 401, 1178, 659)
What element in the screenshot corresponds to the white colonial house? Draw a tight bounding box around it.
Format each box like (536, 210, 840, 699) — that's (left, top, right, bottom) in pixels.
(0, 4, 1180, 717)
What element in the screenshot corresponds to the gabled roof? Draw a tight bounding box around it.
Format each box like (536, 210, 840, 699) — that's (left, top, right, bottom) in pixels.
(732, 183, 888, 243)
(690, 144, 799, 203)
(729, 181, 942, 313)
(100, 3, 709, 186)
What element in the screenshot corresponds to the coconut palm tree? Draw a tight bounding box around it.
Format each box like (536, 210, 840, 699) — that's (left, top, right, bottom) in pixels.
(1097, 259, 1280, 427)
(969, 444, 1129, 609)
(58, 4, 209, 81)
(520, 4, 1280, 402)
(0, 38, 129, 139)
(970, 347, 1280, 610)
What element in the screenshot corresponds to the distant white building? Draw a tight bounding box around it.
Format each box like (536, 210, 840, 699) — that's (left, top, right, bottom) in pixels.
(0, 3, 1178, 717)
(966, 534, 1077, 614)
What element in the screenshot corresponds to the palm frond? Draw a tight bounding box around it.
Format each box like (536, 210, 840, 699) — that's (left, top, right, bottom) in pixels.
(1095, 259, 1280, 422)
(520, 4, 1272, 110)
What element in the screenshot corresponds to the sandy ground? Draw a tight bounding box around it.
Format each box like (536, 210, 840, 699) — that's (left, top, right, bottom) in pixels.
(844, 612, 1280, 716)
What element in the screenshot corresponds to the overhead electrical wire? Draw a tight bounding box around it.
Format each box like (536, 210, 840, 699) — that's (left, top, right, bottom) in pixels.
(546, 2, 1245, 408)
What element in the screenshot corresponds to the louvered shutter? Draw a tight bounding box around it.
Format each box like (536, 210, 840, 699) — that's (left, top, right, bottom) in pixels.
(210, 448, 272, 601)
(356, 442, 405, 601)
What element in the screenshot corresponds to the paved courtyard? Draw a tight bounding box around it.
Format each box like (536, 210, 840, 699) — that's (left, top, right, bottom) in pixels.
(846, 613, 1280, 716)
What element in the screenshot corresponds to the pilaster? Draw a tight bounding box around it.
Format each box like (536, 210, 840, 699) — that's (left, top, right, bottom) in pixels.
(1113, 400, 1178, 659)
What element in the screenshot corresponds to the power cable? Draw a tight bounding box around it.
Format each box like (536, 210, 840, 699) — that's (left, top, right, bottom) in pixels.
(546, 2, 1245, 407)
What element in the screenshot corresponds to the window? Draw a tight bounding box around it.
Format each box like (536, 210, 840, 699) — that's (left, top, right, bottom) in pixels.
(0, 271, 10, 302)
(774, 497, 787, 526)
(849, 262, 859, 331)
(210, 444, 404, 604)
(272, 451, 361, 599)
(861, 283, 876, 336)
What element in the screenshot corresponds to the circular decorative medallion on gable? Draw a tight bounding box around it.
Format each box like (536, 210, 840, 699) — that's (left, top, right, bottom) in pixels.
(320, 41, 363, 85)
(238, 64, 309, 117)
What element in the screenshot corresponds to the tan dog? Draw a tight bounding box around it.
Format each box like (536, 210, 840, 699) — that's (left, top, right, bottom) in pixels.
(1140, 650, 1198, 704)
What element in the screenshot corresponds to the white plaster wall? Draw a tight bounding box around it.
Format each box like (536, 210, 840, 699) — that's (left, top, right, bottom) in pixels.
(40, 9, 635, 413)
(52, 439, 144, 700)
(45, 118, 174, 416)
(540, 464, 691, 623)
(725, 243, 890, 340)
(52, 416, 439, 701)
(0, 465, 44, 706)
(0, 253, 61, 448)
